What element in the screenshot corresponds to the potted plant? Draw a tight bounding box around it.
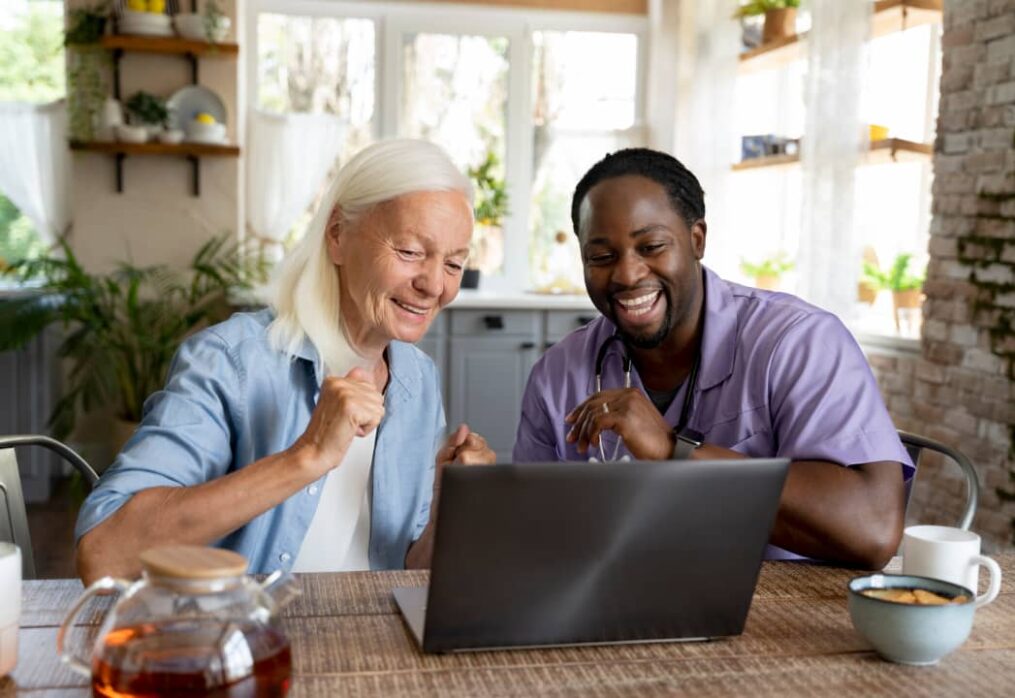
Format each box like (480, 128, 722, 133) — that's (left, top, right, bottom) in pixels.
(740, 251, 794, 291)
(734, 0, 800, 45)
(861, 253, 925, 330)
(65, 2, 112, 142)
(0, 235, 268, 465)
(464, 151, 509, 290)
(124, 90, 169, 138)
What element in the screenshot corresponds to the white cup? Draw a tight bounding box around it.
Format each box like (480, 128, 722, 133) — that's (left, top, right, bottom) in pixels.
(902, 525, 1002, 608)
(0, 543, 21, 676)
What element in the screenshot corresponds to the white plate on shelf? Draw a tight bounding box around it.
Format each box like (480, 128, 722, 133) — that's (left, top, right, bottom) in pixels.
(166, 86, 227, 131)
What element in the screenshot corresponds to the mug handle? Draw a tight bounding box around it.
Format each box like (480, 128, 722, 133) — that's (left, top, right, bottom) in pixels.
(971, 555, 1002, 608)
(56, 576, 130, 677)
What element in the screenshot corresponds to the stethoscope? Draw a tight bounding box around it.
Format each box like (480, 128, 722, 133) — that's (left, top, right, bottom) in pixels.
(591, 331, 700, 462)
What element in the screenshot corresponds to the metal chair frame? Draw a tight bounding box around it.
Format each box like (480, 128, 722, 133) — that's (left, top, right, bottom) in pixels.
(0, 435, 99, 579)
(898, 430, 979, 530)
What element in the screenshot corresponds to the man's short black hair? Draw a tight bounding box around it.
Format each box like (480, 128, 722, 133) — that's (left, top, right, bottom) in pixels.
(570, 148, 706, 236)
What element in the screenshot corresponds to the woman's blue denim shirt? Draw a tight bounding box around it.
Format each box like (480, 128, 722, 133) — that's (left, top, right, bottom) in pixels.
(75, 309, 446, 573)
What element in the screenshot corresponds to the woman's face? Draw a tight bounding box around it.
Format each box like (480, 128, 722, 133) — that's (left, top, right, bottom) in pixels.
(328, 190, 473, 350)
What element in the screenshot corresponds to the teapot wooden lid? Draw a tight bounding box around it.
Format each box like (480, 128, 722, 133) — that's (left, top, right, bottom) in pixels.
(139, 545, 248, 579)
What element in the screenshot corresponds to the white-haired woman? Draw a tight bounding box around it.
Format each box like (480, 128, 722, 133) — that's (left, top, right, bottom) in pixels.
(76, 139, 494, 583)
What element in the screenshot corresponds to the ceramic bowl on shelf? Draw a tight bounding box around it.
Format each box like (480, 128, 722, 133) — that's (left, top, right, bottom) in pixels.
(157, 129, 184, 145)
(173, 13, 231, 42)
(185, 121, 226, 144)
(118, 10, 173, 36)
(114, 124, 149, 144)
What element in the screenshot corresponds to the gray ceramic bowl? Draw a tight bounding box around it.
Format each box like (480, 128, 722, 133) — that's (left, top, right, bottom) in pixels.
(848, 573, 975, 665)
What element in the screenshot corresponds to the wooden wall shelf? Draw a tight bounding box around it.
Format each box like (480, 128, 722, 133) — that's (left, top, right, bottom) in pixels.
(731, 138, 932, 171)
(70, 141, 241, 196)
(739, 0, 943, 73)
(100, 35, 239, 57)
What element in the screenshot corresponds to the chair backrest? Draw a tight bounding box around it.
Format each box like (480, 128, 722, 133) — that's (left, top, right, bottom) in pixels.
(0, 435, 99, 579)
(898, 430, 979, 530)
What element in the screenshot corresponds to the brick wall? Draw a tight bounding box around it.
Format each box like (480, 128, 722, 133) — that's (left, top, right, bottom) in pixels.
(871, 0, 1015, 553)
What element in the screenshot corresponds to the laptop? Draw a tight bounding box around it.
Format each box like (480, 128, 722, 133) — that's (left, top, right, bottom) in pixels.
(394, 458, 789, 653)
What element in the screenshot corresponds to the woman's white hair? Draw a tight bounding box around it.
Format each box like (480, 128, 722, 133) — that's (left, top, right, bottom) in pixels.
(267, 138, 473, 371)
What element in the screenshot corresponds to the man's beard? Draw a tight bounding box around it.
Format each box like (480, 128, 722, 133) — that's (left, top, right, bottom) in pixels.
(613, 288, 675, 349)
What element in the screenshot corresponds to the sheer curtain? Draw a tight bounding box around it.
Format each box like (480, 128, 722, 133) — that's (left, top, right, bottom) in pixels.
(245, 110, 344, 261)
(0, 100, 71, 245)
(667, 0, 740, 277)
(796, 0, 871, 318)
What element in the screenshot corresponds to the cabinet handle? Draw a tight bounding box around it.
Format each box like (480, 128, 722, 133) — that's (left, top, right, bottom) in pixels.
(483, 315, 505, 330)
(520, 341, 536, 350)
(543, 341, 555, 350)
(577, 315, 595, 326)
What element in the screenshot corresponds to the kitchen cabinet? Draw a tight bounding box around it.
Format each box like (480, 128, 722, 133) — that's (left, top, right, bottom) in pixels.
(416, 301, 598, 463)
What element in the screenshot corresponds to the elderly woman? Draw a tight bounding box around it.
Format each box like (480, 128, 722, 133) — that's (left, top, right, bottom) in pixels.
(75, 139, 494, 583)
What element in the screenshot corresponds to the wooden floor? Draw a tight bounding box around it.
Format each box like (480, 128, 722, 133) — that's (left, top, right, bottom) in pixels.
(24, 477, 80, 579)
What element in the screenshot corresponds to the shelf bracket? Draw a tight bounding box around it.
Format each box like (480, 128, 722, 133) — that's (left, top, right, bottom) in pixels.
(112, 48, 124, 100)
(186, 52, 199, 85)
(187, 155, 200, 197)
(115, 153, 126, 193)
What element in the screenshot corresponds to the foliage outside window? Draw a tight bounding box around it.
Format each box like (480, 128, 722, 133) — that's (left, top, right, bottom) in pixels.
(0, 0, 65, 267)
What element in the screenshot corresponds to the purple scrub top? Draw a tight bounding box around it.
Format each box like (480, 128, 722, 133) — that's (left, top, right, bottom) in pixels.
(513, 266, 913, 561)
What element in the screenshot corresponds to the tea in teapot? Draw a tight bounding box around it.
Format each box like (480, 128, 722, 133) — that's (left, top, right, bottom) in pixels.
(58, 545, 299, 697)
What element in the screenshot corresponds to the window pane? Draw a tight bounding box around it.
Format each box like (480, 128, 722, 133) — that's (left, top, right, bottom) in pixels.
(257, 14, 375, 159)
(0, 0, 65, 102)
(530, 31, 639, 293)
(401, 33, 509, 275)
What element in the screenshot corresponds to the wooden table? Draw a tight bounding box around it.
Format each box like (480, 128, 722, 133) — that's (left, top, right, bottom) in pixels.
(4, 555, 1014, 696)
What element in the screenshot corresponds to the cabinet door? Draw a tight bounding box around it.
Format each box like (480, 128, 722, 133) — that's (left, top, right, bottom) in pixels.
(414, 315, 448, 414)
(448, 336, 539, 463)
(544, 310, 599, 349)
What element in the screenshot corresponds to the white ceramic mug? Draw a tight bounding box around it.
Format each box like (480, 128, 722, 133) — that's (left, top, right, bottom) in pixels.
(0, 542, 21, 676)
(902, 525, 1002, 608)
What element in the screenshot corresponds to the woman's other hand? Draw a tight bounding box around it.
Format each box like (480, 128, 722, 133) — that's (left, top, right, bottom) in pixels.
(291, 366, 385, 477)
(437, 423, 495, 466)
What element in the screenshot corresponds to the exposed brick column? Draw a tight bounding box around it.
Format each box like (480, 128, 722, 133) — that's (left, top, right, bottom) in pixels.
(901, 0, 1015, 550)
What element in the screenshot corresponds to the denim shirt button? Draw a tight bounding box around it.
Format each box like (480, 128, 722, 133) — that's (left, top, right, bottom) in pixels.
(279, 552, 291, 563)
(308, 484, 319, 496)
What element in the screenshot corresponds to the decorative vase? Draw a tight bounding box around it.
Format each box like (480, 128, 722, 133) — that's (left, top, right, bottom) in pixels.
(762, 8, 797, 44)
(754, 275, 779, 291)
(857, 281, 879, 305)
(461, 268, 481, 290)
(892, 289, 923, 332)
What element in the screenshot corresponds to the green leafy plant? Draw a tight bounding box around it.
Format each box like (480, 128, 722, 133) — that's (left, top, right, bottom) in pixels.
(740, 251, 794, 279)
(0, 235, 268, 438)
(64, 2, 110, 46)
(202, 0, 226, 44)
(734, 0, 800, 18)
(125, 90, 169, 127)
(862, 253, 925, 292)
(467, 151, 509, 227)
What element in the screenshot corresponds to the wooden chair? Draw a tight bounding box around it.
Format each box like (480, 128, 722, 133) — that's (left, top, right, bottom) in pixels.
(0, 435, 99, 579)
(898, 430, 979, 530)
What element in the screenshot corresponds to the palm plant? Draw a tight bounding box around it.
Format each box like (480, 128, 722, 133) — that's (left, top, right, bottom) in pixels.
(0, 236, 268, 438)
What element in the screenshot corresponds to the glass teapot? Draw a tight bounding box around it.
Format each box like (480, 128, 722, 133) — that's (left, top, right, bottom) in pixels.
(58, 545, 299, 697)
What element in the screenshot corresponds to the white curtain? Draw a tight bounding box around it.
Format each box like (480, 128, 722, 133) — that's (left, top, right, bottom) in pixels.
(664, 0, 740, 274)
(797, 0, 871, 318)
(0, 100, 72, 245)
(246, 110, 344, 261)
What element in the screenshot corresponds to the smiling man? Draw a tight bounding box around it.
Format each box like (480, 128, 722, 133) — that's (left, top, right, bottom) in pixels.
(513, 148, 912, 569)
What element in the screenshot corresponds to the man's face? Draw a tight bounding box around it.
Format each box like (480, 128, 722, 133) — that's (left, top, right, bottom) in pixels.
(577, 175, 706, 349)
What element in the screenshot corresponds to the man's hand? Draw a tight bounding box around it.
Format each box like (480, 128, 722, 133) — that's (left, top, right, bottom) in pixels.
(289, 367, 385, 477)
(565, 388, 675, 460)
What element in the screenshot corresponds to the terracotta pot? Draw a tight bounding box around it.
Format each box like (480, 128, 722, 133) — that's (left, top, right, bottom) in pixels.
(857, 281, 879, 305)
(762, 8, 797, 44)
(755, 274, 780, 291)
(892, 289, 923, 331)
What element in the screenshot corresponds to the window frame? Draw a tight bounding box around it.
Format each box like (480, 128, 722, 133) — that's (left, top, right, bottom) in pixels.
(245, 0, 648, 292)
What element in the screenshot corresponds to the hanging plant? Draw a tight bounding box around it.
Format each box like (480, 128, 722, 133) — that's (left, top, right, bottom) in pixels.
(65, 2, 111, 142)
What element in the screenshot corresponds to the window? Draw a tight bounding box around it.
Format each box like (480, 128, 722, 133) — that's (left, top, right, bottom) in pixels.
(0, 0, 64, 266)
(248, 1, 647, 290)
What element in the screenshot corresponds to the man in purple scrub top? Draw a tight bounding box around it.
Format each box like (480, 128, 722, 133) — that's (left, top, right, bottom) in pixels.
(513, 148, 913, 569)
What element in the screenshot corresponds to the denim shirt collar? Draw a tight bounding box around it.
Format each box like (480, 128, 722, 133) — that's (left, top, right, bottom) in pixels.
(292, 334, 422, 407)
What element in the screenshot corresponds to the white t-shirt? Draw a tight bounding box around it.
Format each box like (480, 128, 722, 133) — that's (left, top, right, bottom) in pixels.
(292, 429, 376, 573)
